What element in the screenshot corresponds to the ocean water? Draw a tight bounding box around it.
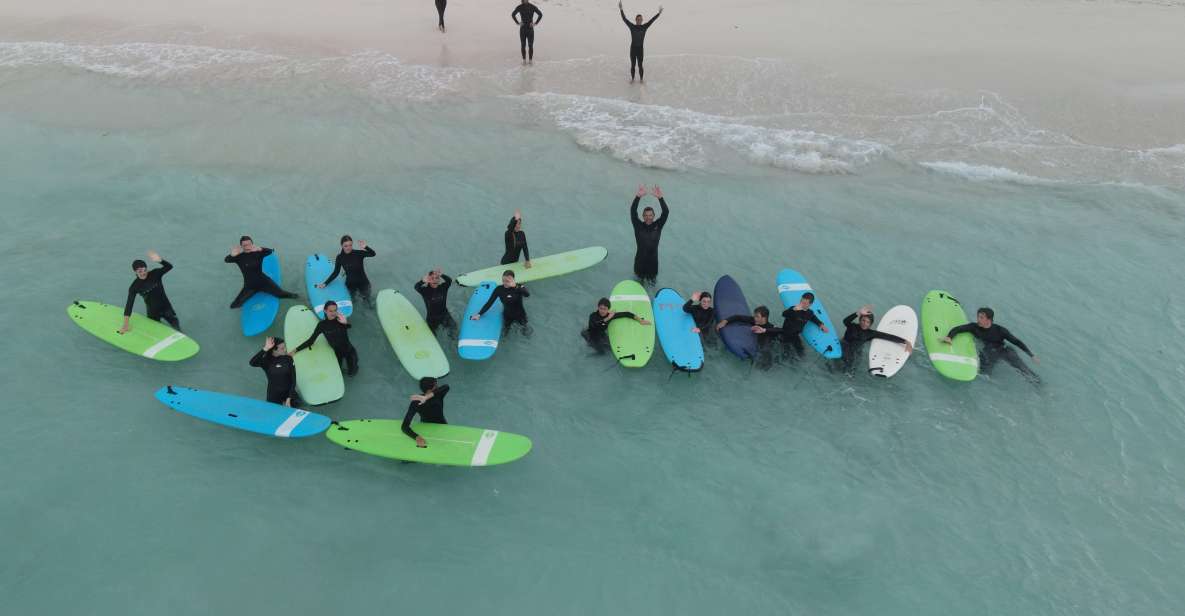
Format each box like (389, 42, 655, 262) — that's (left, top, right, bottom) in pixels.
(2, 41, 1185, 616)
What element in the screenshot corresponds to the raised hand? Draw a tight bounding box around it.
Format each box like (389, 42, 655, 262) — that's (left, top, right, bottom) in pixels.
(147, 250, 162, 263)
(230, 246, 243, 257)
(652, 185, 663, 199)
(263, 337, 276, 351)
(859, 304, 873, 315)
(357, 240, 367, 250)
(636, 184, 647, 198)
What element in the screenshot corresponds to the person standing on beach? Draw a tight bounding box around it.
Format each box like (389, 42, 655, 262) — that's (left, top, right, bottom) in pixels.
(512, 0, 543, 65)
(435, 0, 447, 32)
(618, 1, 662, 83)
(629, 184, 670, 286)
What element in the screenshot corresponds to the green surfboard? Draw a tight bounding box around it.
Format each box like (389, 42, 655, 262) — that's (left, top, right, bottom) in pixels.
(67, 300, 199, 361)
(284, 305, 345, 405)
(326, 419, 532, 467)
(607, 280, 655, 368)
(456, 246, 607, 287)
(921, 290, 979, 381)
(376, 289, 449, 381)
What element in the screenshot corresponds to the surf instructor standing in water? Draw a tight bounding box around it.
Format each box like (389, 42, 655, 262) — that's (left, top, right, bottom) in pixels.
(619, 1, 663, 83)
(512, 0, 543, 65)
(630, 184, 670, 286)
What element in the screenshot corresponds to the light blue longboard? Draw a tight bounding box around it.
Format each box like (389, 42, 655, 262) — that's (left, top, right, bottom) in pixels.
(154, 386, 331, 438)
(653, 288, 704, 372)
(305, 254, 353, 319)
(776, 268, 842, 359)
(241, 252, 282, 336)
(458, 281, 502, 361)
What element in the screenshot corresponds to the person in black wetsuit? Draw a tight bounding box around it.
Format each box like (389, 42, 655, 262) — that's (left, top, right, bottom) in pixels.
(317, 235, 377, 308)
(942, 306, 1040, 383)
(435, 0, 447, 32)
(402, 377, 450, 448)
(629, 184, 670, 286)
(715, 305, 783, 369)
(511, 0, 543, 65)
(683, 290, 716, 346)
(249, 337, 300, 406)
(780, 292, 830, 360)
(500, 209, 532, 267)
(121, 250, 180, 333)
(582, 297, 650, 354)
(619, 1, 663, 83)
(415, 267, 456, 337)
(293, 300, 359, 376)
(225, 235, 298, 308)
(471, 270, 531, 336)
(839, 305, 912, 374)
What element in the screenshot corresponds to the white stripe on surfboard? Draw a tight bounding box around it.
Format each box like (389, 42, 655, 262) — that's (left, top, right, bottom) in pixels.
(471, 430, 499, 466)
(777, 283, 812, 293)
(274, 410, 309, 438)
(929, 352, 979, 366)
(142, 332, 187, 358)
(458, 339, 498, 348)
(610, 294, 650, 302)
(314, 300, 353, 314)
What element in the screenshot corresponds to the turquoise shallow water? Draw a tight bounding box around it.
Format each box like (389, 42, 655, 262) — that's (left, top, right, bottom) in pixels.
(2, 45, 1185, 616)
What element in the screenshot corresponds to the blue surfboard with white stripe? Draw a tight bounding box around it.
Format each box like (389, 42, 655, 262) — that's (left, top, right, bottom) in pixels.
(305, 254, 353, 319)
(653, 288, 704, 372)
(776, 268, 842, 359)
(241, 252, 282, 336)
(458, 281, 502, 361)
(154, 386, 331, 438)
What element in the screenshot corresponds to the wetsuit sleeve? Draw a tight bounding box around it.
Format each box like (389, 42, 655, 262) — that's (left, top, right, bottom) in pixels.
(644, 10, 661, 27)
(534, 5, 542, 23)
(414, 281, 427, 295)
(402, 402, 421, 439)
(946, 323, 975, 339)
(656, 198, 670, 228)
(843, 312, 858, 328)
(522, 237, 530, 261)
(249, 349, 269, 367)
(123, 284, 138, 317)
(224, 253, 239, 263)
(1000, 327, 1034, 356)
(441, 274, 453, 289)
(729, 315, 755, 325)
(157, 260, 174, 276)
(362, 247, 376, 258)
(322, 258, 344, 285)
(435, 384, 450, 400)
(511, 6, 519, 24)
(621, 8, 632, 26)
(478, 292, 500, 316)
(869, 330, 907, 345)
(762, 324, 784, 335)
(808, 312, 823, 327)
(260, 247, 274, 257)
(293, 322, 324, 352)
(519, 286, 530, 298)
(682, 300, 695, 314)
(629, 196, 642, 229)
(610, 311, 637, 321)
(588, 312, 601, 331)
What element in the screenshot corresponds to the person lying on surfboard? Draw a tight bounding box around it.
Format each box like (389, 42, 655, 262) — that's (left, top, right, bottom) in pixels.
(293, 300, 359, 376)
(500, 209, 532, 268)
(249, 336, 299, 407)
(780, 292, 828, 361)
(472, 270, 532, 336)
(316, 235, 376, 308)
(121, 250, 180, 334)
(415, 267, 456, 337)
(839, 305, 912, 373)
(225, 235, 298, 308)
(716, 306, 783, 369)
(582, 297, 650, 354)
(403, 377, 451, 448)
(683, 291, 716, 345)
(941, 307, 1040, 384)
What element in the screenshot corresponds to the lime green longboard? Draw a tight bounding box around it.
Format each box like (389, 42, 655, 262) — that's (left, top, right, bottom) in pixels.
(376, 289, 449, 381)
(607, 280, 655, 368)
(456, 246, 607, 287)
(67, 300, 198, 361)
(921, 290, 979, 381)
(326, 420, 532, 467)
(284, 305, 345, 405)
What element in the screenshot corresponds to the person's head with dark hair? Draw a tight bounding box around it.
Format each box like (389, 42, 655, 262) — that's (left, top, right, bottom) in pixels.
(271, 337, 287, 356)
(977, 307, 995, 327)
(795, 292, 816, 311)
(859, 313, 874, 329)
(501, 270, 516, 287)
(340, 235, 353, 253)
(698, 291, 712, 309)
(754, 305, 770, 325)
(597, 297, 612, 316)
(323, 300, 339, 320)
(132, 259, 148, 278)
(419, 376, 437, 393)
(642, 206, 655, 224)
(238, 235, 255, 251)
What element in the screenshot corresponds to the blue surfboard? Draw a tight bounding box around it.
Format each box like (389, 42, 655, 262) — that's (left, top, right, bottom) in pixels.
(653, 288, 704, 372)
(154, 385, 331, 438)
(714, 275, 758, 360)
(458, 281, 502, 361)
(305, 254, 353, 319)
(776, 268, 842, 359)
(241, 252, 282, 336)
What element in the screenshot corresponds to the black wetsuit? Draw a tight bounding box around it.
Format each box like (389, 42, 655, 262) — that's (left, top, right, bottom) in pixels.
(225, 248, 297, 308)
(500, 216, 531, 265)
(630, 196, 669, 283)
(249, 349, 298, 405)
(415, 275, 456, 334)
(436, 0, 447, 28)
(512, 3, 543, 61)
(683, 299, 716, 346)
(323, 246, 377, 307)
(294, 317, 358, 376)
(125, 260, 180, 330)
(582, 310, 637, 354)
(479, 284, 531, 332)
(946, 322, 1040, 383)
(402, 385, 451, 440)
(620, 9, 660, 81)
(780, 307, 824, 358)
(723, 315, 783, 369)
(840, 312, 907, 372)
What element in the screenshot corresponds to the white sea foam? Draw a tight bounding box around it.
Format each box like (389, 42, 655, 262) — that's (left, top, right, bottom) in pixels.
(918, 162, 1056, 185)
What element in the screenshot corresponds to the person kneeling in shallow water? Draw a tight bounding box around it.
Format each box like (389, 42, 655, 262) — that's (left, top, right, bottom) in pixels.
(583, 297, 650, 354)
(249, 337, 300, 407)
(293, 300, 358, 377)
(716, 305, 783, 370)
(942, 306, 1040, 384)
(683, 290, 716, 347)
(838, 305, 912, 374)
(472, 270, 532, 337)
(402, 377, 450, 448)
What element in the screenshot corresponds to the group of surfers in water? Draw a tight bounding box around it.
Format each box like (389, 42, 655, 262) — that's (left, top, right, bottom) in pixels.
(118, 185, 1040, 447)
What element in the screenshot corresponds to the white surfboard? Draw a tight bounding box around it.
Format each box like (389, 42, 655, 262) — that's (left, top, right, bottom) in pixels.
(868, 305, 917, 378)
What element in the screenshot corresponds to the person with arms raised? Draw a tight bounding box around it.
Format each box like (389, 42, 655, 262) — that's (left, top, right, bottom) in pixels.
(629, 184, 670, 286)
(415, 267, 456, 337)
(317, 235, 377, 308)
(121, 250, 180, 333)
(619, 2, 663, 83)
(500, 208, 532, 268)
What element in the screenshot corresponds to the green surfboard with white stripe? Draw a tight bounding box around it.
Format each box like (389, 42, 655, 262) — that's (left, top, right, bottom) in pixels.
(326, 419, 532, 467)
(607, 280, 655, 368)
(67, 300, 198, 361)
(284, 305, 345, 405)
(920, 290, 979, 381)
